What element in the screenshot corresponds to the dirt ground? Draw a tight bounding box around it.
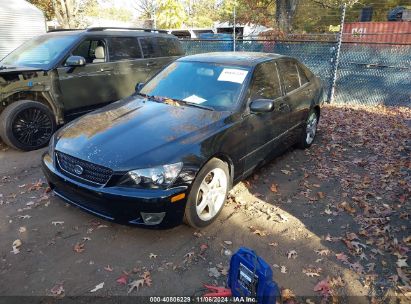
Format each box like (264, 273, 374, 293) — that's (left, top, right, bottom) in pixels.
(0, 104, 410, 302)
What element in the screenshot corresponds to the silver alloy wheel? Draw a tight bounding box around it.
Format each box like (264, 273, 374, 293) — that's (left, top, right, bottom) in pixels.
(306, 112, 318, 145)
(196, 168, 228, 221)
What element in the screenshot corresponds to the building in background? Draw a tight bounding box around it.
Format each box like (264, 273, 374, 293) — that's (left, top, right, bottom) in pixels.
(0, 0, 46, 60)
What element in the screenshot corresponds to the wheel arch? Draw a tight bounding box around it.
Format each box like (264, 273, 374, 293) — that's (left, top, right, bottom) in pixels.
(1, 91, 61, 124)
(206, 153, 235, 190)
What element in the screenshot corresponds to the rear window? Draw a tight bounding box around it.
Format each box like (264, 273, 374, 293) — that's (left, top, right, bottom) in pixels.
(108, 37, 142, 61)
(139, 37, 183, 58)
(277, 60, 301, 93)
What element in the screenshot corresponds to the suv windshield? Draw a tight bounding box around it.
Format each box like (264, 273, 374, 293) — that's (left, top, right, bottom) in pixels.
(1, 34, 78, 69)
(140, 61, 250, 111)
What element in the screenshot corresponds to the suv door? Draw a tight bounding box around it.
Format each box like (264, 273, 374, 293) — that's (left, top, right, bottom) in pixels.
(139, 37, 182, 79)
(277, 59, 314, 131)
(243, 60, 289, 174)
(106, 36, 146, 100)
(57, 38, 116, 113)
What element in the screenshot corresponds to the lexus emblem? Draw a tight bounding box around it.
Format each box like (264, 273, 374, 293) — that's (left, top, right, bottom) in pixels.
(74, 165, 84, 175)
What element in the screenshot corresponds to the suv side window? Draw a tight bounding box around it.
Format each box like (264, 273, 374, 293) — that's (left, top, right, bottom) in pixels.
(277, 60, 301, 93)
(249, 61, 282, 100)
(107, 37, 142, 61)
(139, 37, 158, 58)
(72, 39, 106, 64)
(156, 38, 183, 56)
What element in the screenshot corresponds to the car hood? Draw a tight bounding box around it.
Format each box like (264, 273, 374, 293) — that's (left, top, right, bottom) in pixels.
(55, 96, 229, 171)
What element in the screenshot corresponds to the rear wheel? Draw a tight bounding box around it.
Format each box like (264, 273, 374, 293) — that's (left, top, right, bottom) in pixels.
(184, 158, 230, 229)
(0, 100, 56, 151)
(297, 109, 319, 149)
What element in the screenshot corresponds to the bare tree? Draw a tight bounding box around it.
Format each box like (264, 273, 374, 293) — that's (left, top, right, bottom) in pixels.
(51, 0, 83, 28)
(133, 0, 157, 27)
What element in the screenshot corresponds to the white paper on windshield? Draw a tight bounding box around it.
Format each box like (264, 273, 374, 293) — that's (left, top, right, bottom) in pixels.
(217, 68, 248, 84)
(183, 95, 207, 104)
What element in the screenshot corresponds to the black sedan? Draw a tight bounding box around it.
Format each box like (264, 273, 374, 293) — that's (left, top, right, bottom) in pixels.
(42, 52, 326, 229)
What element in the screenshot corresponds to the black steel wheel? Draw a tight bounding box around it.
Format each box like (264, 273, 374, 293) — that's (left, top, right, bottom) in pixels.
(0, 100, 56, 151)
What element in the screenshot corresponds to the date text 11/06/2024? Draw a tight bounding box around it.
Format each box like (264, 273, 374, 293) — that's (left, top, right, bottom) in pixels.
(149, 297, 257, 303)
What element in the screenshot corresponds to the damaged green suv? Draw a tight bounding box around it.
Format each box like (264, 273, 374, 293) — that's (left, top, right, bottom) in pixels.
(0, 27, 183, 151)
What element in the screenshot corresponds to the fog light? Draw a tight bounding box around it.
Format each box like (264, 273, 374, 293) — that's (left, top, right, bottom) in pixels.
(141, 212, 166, 225)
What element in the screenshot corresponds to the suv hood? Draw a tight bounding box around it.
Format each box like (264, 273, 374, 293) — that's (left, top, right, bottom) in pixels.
(55, 96, 228, 171)
(0, 65, 44, 74)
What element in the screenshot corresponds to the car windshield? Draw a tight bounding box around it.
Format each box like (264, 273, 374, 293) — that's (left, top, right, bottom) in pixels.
(140, 61, 250, 111)
(1, 35, 78, 69)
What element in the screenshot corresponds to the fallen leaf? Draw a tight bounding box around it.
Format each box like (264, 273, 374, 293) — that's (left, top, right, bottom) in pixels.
(270, 183, 278, 193)
(50, 283, 64, 296)
(141, 271, 152, 287)
(200, 244, 208, 252)
(315, 249, 330, 256)
(18, 227, 26, 233)
(314, 278, 331, 297)
(396, 258, 408, 268)
(317, 192, 325, 199)
(281, 288, 295, 301)
(287, 250, 298, 259)
(73, 242, 85, 253)
(11, 239, 22, 254)
(281, 266, 287, 274)
(104, 265, 113, 272)
(90, 282, 104, 293)
(335, 252, 349, 263)
(128, 279, 144, 294)
(51, 221, 64, 226)
(224, 241, 232, 245)
(116, 274, 128, 285)
(281, 170, 291, 175)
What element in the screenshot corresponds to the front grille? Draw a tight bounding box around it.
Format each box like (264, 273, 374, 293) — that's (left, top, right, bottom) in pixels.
(56, 152, 113, 185)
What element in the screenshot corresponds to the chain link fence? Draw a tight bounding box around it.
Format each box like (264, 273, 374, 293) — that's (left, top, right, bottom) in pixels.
(179, 34, 411, 107)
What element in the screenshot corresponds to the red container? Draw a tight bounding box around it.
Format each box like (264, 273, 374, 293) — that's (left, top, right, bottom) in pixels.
(343, 21, 411, 44)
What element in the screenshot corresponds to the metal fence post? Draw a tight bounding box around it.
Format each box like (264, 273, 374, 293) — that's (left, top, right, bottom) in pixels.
(233, 2, 236, 52)
(329, 3, 347, 102)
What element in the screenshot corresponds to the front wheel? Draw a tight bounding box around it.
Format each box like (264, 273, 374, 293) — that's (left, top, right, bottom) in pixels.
(297, 109, 319, 149)
(184, 158, 230, 229)
(0, 100, 56, 151)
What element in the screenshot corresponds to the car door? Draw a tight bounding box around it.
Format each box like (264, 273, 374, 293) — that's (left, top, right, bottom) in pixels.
(242, 60, 290, 175)
(277, 59, 315, 134)
(57, 38, 116, 112)
(106, 36, 147, 101)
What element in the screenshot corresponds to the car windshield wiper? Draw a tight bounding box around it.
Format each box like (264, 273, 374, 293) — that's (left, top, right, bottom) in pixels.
(180, 101, 214, 111)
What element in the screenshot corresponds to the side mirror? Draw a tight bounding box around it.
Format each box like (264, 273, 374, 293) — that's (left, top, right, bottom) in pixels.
(135, 82, 144, 93)
(65, 55, 86, 67)
(249, 99, 274, 113)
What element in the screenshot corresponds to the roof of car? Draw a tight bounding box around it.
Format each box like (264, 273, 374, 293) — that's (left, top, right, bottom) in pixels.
(178, 52, 287, 67)
(46, 28, 175, 39)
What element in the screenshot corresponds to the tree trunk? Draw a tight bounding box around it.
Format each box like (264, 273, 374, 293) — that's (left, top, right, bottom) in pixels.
(276, 0, 299, 33)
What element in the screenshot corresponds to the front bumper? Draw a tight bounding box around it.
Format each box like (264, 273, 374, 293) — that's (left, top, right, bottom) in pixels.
(41, 153, 188, 228)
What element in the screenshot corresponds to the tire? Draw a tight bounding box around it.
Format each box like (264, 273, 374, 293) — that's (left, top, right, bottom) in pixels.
(0, 100, 56, 151)
(297, 109, 319, 149)
(184, 158, 230, 229)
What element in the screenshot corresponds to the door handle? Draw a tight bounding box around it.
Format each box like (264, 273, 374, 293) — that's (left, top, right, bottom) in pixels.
(278, 103, 290, 112)
(146, 61, 156, 67)
(100, 68, 113, 72)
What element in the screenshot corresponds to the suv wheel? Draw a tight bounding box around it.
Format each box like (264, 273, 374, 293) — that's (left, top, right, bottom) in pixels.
(0, 100, 56, 151)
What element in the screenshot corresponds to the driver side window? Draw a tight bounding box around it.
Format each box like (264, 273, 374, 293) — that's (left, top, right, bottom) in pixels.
(249, 61, 282, 101)
(71, 39, 106, 64)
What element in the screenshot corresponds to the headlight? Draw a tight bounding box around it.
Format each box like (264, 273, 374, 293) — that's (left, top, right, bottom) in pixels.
(119, 162, 183, 189)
